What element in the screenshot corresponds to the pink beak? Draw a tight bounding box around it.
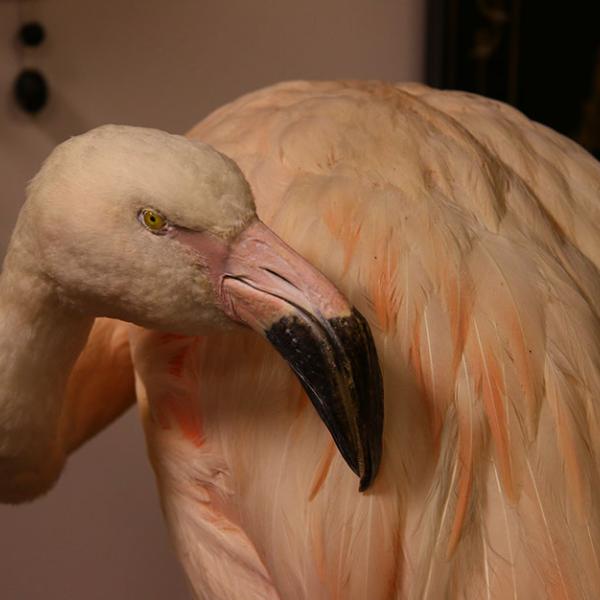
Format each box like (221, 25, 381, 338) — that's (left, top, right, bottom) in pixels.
(174, 219, 383, 491)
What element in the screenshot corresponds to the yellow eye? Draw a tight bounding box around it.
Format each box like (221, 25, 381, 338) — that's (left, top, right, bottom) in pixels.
(139, 208, 167, 232)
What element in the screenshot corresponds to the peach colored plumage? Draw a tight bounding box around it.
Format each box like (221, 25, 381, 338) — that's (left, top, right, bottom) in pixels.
(3, 81, 599, 599)
(126, 82, 600, 599)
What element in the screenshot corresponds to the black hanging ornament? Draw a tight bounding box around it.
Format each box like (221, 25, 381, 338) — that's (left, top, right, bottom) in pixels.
(18, 21, 46, 47)
(14, 69, 48, 114)
(13, 4, 49, 115)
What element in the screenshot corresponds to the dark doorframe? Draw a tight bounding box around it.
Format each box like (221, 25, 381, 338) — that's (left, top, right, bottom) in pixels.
(426, 0, 600, 159)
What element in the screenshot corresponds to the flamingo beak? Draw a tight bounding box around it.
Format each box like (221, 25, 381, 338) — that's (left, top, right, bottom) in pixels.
(175, 219, 383, 491)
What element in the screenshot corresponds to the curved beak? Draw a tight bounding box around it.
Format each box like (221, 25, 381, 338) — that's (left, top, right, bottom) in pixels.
(176, 219, 383, 491)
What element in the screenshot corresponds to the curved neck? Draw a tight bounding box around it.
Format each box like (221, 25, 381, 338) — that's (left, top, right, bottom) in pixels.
(0, 262, 93, 498)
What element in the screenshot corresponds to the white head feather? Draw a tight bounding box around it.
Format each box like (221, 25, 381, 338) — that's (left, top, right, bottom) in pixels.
(8, 125, 257, 332)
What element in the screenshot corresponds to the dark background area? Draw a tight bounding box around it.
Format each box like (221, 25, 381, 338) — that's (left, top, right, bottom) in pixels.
(427, 0, 600, 159)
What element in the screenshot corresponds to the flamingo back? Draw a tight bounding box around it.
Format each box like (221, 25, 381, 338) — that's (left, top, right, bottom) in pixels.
(131, 82, 600, 599)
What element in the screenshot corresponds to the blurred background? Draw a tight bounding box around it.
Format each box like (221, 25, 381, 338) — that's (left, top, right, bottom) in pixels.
(0, 1, 425, 598)
(1, 1, 599, 598)
(427, 0, 600, 160)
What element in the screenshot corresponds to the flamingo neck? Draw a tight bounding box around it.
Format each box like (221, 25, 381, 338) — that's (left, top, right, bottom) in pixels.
(0, 261, 93, 500)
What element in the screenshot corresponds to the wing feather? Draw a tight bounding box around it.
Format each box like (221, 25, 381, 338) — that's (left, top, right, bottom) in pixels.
(129, 81, 600, 598)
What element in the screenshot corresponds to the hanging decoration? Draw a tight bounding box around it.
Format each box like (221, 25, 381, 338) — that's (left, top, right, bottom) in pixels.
(13, 1, 48, 114)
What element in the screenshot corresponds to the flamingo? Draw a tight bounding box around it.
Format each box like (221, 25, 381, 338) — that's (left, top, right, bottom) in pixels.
(2, 81, 600, 599)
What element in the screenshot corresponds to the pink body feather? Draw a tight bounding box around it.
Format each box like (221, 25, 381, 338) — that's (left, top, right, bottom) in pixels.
(131, 82, 600, 599)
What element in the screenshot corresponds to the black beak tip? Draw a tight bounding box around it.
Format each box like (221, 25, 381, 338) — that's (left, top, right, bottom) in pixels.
(359, 474, 371, 493)
(357, 437, 382, 492)
(265, 307, 384, 493)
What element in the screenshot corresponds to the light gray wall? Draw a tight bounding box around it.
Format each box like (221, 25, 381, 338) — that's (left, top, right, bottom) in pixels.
(0, 1, 425, 597)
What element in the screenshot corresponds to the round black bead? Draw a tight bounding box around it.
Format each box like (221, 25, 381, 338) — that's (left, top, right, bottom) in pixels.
(14, 69, 49, 114)
(19, 22, 45, 47)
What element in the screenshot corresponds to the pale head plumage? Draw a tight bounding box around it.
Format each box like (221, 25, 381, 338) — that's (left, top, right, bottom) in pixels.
(11, 125, 257, 332)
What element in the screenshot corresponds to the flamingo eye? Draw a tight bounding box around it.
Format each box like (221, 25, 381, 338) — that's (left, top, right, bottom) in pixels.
(139, 208, 167, 233)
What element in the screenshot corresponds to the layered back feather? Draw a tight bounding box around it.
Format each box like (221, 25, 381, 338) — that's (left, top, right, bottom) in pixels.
(131, 82, 600, 599)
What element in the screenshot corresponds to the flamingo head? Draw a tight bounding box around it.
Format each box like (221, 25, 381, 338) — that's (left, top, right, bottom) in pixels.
(14, 125, 383, 490)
